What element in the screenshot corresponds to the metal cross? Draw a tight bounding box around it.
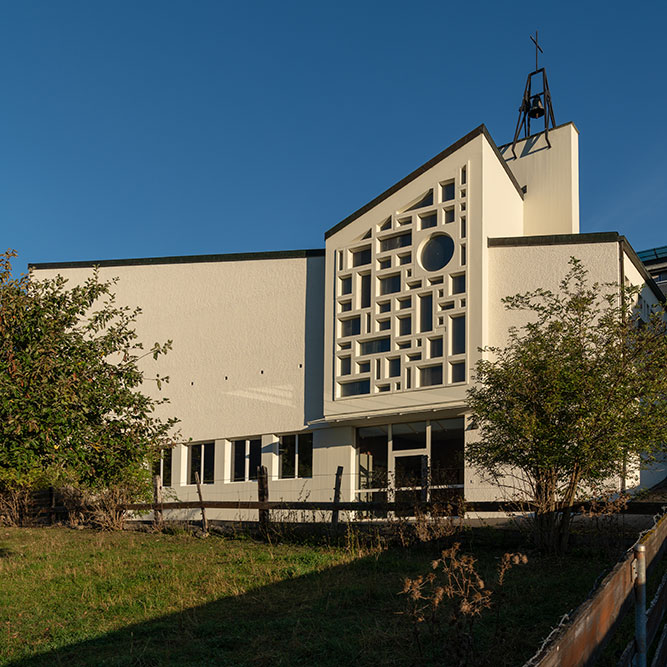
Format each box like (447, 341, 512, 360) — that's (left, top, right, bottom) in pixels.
(530, 30, 543, 71)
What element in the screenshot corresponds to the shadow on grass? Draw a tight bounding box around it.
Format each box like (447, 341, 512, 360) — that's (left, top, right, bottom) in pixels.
(6, 531, 612, 667)
(10, 546, 431, 667)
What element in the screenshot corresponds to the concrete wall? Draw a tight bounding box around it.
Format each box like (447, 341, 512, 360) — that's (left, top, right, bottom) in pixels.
(323, 131, 525, 421)
(500, 123, 579, 237)
(486, 240, 620, 348)
(34, 253, 332, 519)
(34, 255, 325, 440)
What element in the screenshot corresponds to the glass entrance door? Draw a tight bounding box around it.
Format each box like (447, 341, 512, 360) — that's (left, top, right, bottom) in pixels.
(356, 418, 464, 515)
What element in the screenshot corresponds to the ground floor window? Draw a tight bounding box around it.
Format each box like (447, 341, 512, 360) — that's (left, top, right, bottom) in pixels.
(356, 418, 464, 510)
(153, 448, 173, 487)
(188, 442, 215, 484)
(232, 438, 262, 481)
(279, 432, 313, 479)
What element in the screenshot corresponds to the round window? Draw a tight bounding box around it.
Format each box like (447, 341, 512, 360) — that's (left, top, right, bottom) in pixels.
(420, 234, 455, 272)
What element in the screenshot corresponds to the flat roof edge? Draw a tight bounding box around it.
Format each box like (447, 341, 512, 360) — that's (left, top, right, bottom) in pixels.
(496, 121, 580, 151)
(29, 248, 326, 270)
(488, 232, 665, 303)
(488, 232, 620, 248)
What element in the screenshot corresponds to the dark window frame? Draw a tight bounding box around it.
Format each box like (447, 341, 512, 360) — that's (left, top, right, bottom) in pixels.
(231, 438, 263, 482)
(187, 442, 215, 485)
(278, 432, 313, 479)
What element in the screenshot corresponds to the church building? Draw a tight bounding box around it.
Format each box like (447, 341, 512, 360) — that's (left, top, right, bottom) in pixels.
(31, 63, 665, 518)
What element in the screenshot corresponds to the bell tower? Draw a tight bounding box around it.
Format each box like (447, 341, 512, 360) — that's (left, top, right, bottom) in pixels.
(500, 32, 579, 237)
(510, 31, 557, 158)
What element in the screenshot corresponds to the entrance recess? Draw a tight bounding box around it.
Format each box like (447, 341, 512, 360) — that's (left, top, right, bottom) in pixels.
(357, 417, 464, 514)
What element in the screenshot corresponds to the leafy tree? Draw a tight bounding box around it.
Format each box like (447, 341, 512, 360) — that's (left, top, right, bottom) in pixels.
(467, 258, 667, 553)
(0, 250, 177, 498)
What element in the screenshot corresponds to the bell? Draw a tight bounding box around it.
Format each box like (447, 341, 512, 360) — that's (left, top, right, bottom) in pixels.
(528, 94, 545, 119)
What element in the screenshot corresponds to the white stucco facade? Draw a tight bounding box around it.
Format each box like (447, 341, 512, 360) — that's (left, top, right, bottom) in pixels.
(31, 121, 664, 520)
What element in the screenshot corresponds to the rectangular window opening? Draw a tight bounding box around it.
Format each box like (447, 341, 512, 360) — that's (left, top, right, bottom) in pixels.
(451, 315, 466, 355)
(451, 361, 466, 384)
(162, 448, 173, 487)
(341, 316, 361, 338)
(361, 274, 371, 309)
(359, 336, 391, 356)
(340, 379, 371, 397)
(451, 274, 466, 295)
(420, 365, 443, 387)
(419, 213, 437, 230)
(380, 274, 401, 295)
(392, 421, 427, 451)
(353, 246, 372, 267)
(388, 357, 401, 378)
(188, 442, 215, 485)
(419, 294, 433, 333)
(380, 232, 411, 253)
(297, 433, 313, 478)
(279, 435, 296, 478)
(249, 439, 262, 480)
(441, 180, 455, 202)
(430, 337, 443, 358)
(233, 440, 246, 482)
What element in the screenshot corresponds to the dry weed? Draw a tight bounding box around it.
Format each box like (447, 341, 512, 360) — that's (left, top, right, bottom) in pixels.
(400, 542, 528, 663)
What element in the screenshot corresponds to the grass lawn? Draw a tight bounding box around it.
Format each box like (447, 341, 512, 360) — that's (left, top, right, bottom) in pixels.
(0, 526, 614, 666)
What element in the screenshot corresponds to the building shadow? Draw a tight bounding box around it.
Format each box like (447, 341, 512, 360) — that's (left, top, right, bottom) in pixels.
(7, 546, 423, 667)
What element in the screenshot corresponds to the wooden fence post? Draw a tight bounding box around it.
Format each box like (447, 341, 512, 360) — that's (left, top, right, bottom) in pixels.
(332, 466, 344, 528)
(194, 472, 208, 536)
(257, 465, 270, 534)
(153, 474, 163, 527)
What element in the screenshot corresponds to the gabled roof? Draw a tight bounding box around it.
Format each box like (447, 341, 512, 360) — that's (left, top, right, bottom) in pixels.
(325, 124, 523, 240)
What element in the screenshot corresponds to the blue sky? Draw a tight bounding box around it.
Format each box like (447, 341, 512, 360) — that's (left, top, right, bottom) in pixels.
(1, 1, 666, 276)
